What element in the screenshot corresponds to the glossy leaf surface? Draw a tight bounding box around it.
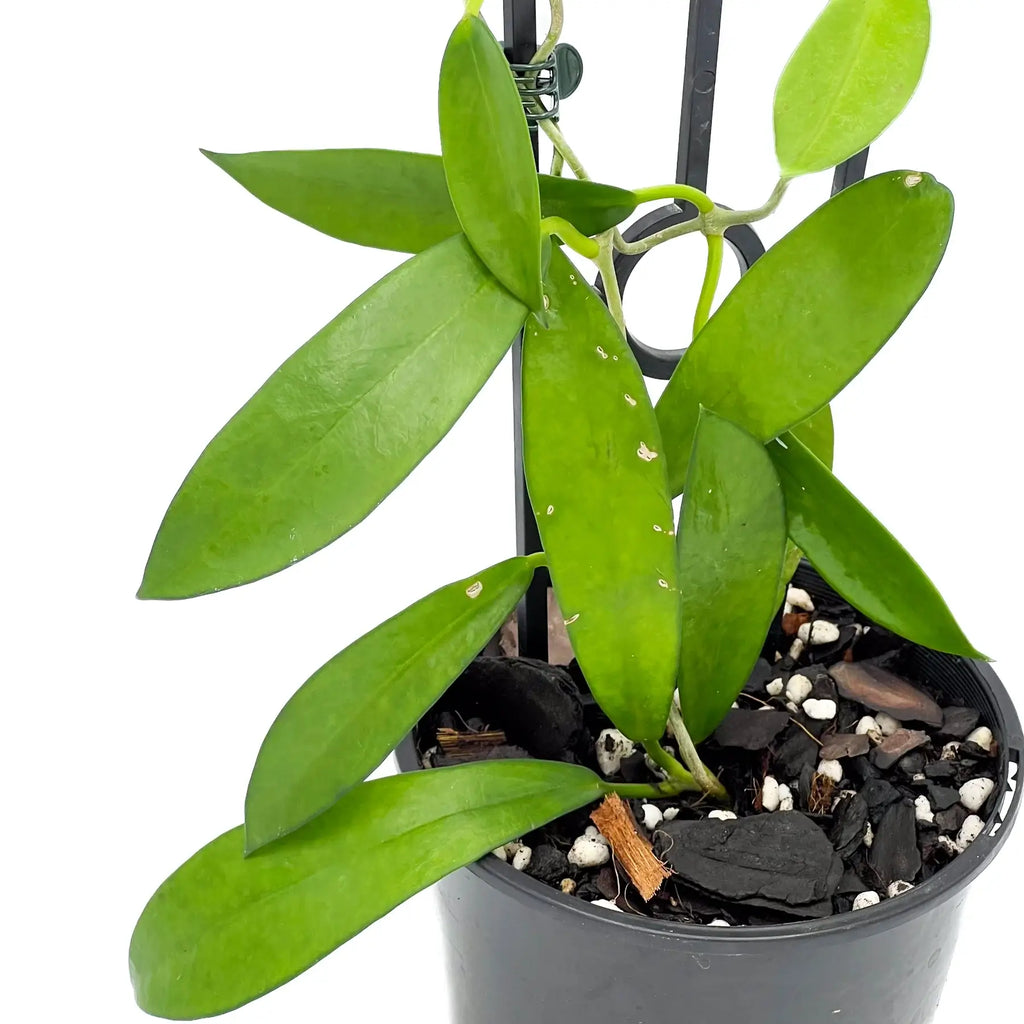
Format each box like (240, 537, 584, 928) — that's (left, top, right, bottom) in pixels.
(677, 411, 788, 743)
(440, 15, 543, 310)
(657, 171, 953, 496)
(769, 432, 984, 659)
(139, 235, 526, 598)
(131, 761, 605, 1019)
(775, 0, 930, 177)
(203, 148, 636, 253)
(523, 249, 680, 742)
(245, 556, 538, 853)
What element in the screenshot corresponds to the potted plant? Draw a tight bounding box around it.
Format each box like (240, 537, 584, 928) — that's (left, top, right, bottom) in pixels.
(128, 1, 1020, 1021)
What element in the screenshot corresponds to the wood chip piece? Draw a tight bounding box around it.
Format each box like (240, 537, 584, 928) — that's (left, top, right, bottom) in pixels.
(590, 794, 671, 902)
(830, 661, 943, 727)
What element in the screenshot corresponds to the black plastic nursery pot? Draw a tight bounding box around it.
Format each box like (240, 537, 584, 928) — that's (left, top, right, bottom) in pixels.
(395, 567, 1022, 1024)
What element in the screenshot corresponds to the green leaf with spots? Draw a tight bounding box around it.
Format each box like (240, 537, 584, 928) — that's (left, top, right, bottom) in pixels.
(656, 171, 953, 496)
(440, 15, 543, 310)
(780, 405, 836, 588)
(768, 431, 985, 659)
(677, 410, 788, 743)
(139, 234, 526, 599)
(244, 556, 539, 853)
(775, 0, 931, 177)
(130, 761, 605, 1019)
(202, 148, 637, 253)
(522, 249, 680, 742)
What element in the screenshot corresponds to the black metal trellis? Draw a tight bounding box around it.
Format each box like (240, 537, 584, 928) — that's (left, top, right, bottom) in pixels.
(504, 0, 869, 660)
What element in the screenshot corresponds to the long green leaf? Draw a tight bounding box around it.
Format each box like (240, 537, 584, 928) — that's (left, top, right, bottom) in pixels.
(523, 249, 680, 742)
(130, 761, 605, 1019)
(245, 556, 539, 853)
(440, 15, 543, 310)
(202, 149, 637, 252)
(768, 432, 984, 659)
(677, 410, 788, 743)
(775, 0, 931, 177)
(656, 170, 953, 496)
(139, 234, 526, 599)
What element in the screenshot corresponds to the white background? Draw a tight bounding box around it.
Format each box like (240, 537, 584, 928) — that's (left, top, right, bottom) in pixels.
(4, 0, 1022, 1020)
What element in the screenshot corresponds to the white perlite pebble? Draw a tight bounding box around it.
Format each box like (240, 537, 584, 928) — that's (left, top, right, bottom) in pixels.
(863, 822, 874, 848)
(786, 587, 815, 612)
(662, 807, 680, 821)
(817, 759, 843, 783)
(937, 835, 961, 857)
(777, 783, 794, 812)
(957, 815, 984, 850)
(491, 846, 508, 862)
(804, 698, 838, 721)
(797, 620, 841, 645)
(887, 880, 915, 899)
(852, 891, 881, 911)
(766, 679, 785, 697)
(761, 775, 781, 812)
(959, 777, 995, 812)
(914, 795, 934, 824)
(966, 726, 994, 753)
(786, 674, 813, 705)
(788, 638, 806, 661)
(941, 741, 962, 761)
(595, 728, 637, 776)
(708, 919, 731, 927)
(708, 809, 737, 821)
(832, 789, 858, 810)
(855, 716, 883, 744)
(641, 803, 664, 830)
(590, 899, 622, 913)
(568, 830, 611, 868)
(512, 845, 533, 871)
(785, 701, 801, 714)
(875, 712, 901, 737)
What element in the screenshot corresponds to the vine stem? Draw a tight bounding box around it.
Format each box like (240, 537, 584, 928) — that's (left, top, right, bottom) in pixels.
(705, 177, 789, 232)
(643, 740, 702, 790)
(465, 0, 484, 17)
(532, 0, 564, 65)
(540, 216, 599, 259)
(692, 232, 724, 338)
(595, 231, 625, 336)
(668, 701, 729, 800)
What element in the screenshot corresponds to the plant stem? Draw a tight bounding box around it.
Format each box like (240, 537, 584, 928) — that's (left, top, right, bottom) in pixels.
(668, 702, 729, 801)
(633, 183, 715, 215)
(704, 177, 789, 232)
(607, 776, 700, 800)
(612, 217, 703, 255)
(537, 115, 590, 179)
(465, 0, 484, 17)
(643, 739, 698, 787)
(692, 232, 724, 338)
(540, 216, 599, 259)
(594, 231, 626, 336)
(532, 0, 564, 65)
(525, 550, 547, 571)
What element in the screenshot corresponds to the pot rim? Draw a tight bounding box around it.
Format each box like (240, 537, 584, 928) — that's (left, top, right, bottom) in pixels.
(396, 657, 1021, 943)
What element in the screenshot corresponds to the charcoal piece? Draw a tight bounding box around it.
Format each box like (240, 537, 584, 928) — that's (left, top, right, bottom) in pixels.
(958, 740, 994, 762)
(872, 729, 929, 770)
(714, 709, 791, 751)
(445, 657, 583, 759)
(594, 865, 619, 900)
(940, 705, 981, 740)
(618, 751, 650, 784)
(810, 673, 839, 701)
(575, 882, 603, 902)
(830, 661, 943, 727)
(926, 785, 961, 812)
(869, 801, 922, 885)
(836, 868, 870, 894)
(935, 804, 970, 835)
(924, 760, 956, 780)
(860, 778, 901, 811)
(797, 764, 815, 807)
(846, 756, 882, 786)
(774, 725, 820, 779)
(743, 658, 775, 695)
(849, 625, 903, 661)
(526, 844, 570, 885)
(820, 733, 871, 761)
(897, 752, 927, 777)
(655, 813, 844, 907)
(830, 793, 869, 859)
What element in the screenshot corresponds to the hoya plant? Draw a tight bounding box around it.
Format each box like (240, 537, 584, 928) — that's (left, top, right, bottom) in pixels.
(130, 0, 977, 1017)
